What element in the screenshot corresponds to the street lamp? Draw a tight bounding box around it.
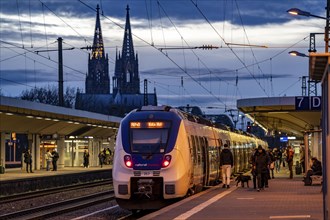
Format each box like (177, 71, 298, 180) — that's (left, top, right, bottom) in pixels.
(288, 51, 309, 57)
(287, 8, 328, 20)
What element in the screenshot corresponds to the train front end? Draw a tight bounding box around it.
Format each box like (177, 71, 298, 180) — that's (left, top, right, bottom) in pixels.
(112, 106, 188, 210)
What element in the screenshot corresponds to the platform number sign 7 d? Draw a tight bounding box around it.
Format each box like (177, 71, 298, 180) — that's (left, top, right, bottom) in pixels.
(295, 96, 321, 111)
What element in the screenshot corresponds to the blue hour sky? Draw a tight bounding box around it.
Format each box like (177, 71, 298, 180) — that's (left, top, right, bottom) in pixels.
(0, 0, 326, 114)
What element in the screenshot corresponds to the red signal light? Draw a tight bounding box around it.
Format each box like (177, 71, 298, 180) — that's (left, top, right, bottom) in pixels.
(124, 155, 133, 168)
(162, 155, 172, 168)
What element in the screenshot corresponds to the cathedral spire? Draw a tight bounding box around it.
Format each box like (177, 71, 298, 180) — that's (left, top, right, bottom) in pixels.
(91, 4, 104, 59)
(122, 5, 135, 60)
(85, 4, 109, 94)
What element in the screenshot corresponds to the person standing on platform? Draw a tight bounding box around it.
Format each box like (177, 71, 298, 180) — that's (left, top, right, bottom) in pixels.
(254, 145, 270, 191)
(105, 148, 110, 165)
(286, 146, 294, 179)
(98, 150, 105, 168)
(220, 144, 234, 189)
(52, 149, 59, 171)
(45, 149, 53, 171)
(24, 148, 33, 173)
(300, 145, 305, 174)
(249, 148, 258, 189)
(274, 148, 282, 173)
(268, 149, 275, 179)
(83, 150, 90, 168)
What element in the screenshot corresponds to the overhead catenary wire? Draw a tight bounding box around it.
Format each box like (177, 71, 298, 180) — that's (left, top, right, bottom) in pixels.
(190, 0, 269, 97)
(1, 1, 315, 107)
(16, 0, 25, 49)
(79, 0, 229, 108)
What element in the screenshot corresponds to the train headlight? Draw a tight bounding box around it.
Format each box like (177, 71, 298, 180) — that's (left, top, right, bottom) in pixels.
(162, 155, 172, 168)
(124, 155, 133, 168)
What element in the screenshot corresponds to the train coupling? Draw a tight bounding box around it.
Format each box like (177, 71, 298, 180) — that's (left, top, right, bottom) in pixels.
(135, 179, 154, 198)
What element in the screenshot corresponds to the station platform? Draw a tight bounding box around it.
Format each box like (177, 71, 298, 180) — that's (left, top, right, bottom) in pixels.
(0, 166, 112, 196)
(0, 165, 112, 181)
(140, 171, 323, 220)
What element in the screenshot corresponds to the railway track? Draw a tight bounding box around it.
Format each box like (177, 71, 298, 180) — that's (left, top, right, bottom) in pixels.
(0, 179, 112, 204)
(0, 190, 114, 220)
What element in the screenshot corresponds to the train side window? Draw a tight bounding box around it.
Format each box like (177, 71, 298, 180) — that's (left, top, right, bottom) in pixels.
(220, 139, 223, 147)
(191, 136, 197, 164)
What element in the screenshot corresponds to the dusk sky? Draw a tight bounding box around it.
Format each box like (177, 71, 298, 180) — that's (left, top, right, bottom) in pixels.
(0, 0, 326, 115)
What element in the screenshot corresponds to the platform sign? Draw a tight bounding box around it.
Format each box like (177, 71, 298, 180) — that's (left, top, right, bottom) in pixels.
(295, 96, 321, 111)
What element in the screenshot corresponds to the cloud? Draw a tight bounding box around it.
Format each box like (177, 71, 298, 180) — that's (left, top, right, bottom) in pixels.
(0, 69, 57, 85)
(0, 0, 326, 110)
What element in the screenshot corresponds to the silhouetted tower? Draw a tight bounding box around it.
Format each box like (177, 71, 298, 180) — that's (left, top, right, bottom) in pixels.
(85, 4, 110, 94)
(113, 5, 140, 96)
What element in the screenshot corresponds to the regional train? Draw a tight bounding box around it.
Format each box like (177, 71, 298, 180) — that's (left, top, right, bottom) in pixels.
(112, 105, 267, 210)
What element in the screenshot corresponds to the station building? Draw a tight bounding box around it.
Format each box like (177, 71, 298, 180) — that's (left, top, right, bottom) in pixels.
(0, 96, 121, 170)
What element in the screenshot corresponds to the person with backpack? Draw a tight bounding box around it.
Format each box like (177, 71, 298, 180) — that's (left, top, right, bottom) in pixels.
(286, 146, 294, 179)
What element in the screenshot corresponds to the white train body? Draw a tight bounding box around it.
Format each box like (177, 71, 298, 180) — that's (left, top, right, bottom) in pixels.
(112, 106, 267, 210)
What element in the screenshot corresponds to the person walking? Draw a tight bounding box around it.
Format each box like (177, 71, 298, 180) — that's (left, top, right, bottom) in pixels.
(52, 149, 59, 171)
(286, 146, 294, 179)
(220, 144, 234, 189)
(45, 149, 52, 171)
(24, 148, 33, 173)
(83, 150, 90, 168)
(254, 145, 270, 191)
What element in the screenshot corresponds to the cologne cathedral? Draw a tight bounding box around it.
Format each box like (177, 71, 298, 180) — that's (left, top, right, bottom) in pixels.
(75, 5, 157, 117)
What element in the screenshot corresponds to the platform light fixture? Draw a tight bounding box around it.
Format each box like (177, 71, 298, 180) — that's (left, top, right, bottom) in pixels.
(288, 51, 309, 57)
(287, 8, 329, 20)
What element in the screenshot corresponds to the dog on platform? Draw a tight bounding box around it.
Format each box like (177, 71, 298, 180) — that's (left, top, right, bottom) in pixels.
(235, 174, 251, 188)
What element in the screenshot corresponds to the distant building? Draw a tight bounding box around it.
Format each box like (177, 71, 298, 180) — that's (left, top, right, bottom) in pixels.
(76, 5, 157, 117)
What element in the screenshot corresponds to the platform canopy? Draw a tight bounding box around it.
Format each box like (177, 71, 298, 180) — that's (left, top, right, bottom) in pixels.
(237, 96, 321, 137)
(0, 96, 122, 138)
(309, 52, 330, 81)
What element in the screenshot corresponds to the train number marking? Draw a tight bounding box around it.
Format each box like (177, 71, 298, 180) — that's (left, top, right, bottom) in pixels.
(142, 171, 152, 176)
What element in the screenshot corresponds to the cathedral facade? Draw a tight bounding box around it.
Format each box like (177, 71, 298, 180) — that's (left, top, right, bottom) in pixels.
(75, 5, 157, 117)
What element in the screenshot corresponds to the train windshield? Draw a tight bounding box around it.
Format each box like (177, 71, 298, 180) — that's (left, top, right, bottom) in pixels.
(131, 129, 169, 153)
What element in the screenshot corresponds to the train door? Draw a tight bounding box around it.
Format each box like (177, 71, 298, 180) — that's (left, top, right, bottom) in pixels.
(187, 136, 194, 187)
(217, 139, 223, 181)
(201, 137, 209, 186)
(197, 137, 205, 186)
(192, 135, 203, 189)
